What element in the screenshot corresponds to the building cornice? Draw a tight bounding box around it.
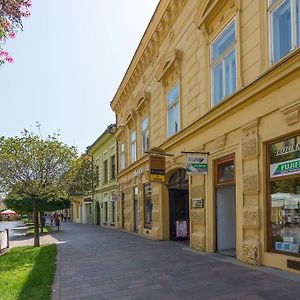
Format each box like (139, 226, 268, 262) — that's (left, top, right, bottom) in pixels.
(87, 124, 116, 155)
(110, 0, 187, 114)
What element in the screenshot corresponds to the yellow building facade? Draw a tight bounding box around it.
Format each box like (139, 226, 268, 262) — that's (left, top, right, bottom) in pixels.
(111, 0, 300, 274)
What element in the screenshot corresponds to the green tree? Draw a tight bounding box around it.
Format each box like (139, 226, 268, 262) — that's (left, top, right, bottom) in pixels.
(0, 128, 77, 246)
(66, 155, 97, 197)
(5, 196, 70, 231)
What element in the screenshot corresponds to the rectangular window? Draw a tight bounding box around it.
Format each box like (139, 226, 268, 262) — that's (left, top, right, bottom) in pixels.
(130, 131, 137, 163)
(167, 82, 180, 137)
(111, 155, 115, 179)
(144, 183, 153, 229)
(96, 165, 99, 186)
(268, 134, 300, 256)
(269, 0, 300, 64)
(211, 20, 236, 106)
(142, 116, 149, 155)
(120, 143, 125, 170)
(103, 160, 108, 183)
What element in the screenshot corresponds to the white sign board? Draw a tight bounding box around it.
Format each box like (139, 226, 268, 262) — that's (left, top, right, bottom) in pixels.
(186, 153, 208, 175)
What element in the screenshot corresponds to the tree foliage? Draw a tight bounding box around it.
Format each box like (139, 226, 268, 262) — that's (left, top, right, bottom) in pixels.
(66, 155, 97, 197)
(5, 197, 70, 214)
(0, 0, 32, 65)
(0, 129, 77, 197)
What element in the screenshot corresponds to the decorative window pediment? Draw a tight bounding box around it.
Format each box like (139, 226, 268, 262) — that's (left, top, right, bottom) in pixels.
(135, 91, 151, 112)
(196, 0, 236, 31)
(156, 49, 183, 88)
(125, 109, 137, 127)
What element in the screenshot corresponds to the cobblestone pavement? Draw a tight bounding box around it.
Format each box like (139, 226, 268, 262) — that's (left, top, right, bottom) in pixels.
(51, 222, 300, 300)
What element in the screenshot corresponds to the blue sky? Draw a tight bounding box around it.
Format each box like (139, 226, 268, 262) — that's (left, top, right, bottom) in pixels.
(0, 0, 159, 153)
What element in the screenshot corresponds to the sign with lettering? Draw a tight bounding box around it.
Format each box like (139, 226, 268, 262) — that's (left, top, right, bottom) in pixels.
(192, 198, 204, 208)
(150, 156, 165, 182)
(133, 166, 149, 177)
(83, 197, 93, 203)
(270, 158, 300, 178)
(186, 153, 208, 175)
(276, 144, 300, 156)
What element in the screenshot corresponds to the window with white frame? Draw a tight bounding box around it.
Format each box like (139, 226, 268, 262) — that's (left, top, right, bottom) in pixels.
(167, 82, 180, 137)
(142, 116, 149, 155)
(211, 20, 236, 106)
(120, 143, 125, 170)
(130, 131, 137, 163)
(269, 0, 300, 64)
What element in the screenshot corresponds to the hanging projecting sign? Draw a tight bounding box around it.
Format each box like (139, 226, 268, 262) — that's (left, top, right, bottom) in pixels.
(186, 153, 208, 175)
(149, 155, 165, 182)
(270, 158, 300, 178)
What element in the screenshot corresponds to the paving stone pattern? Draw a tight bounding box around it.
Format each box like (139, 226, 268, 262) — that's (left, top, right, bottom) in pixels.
(51, 222, 300, 300)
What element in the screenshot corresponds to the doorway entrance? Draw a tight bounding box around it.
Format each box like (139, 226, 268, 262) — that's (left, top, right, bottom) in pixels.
(96, 202, 100, 225)
(215, 156, 236, 257)
(168, 169, 189, 241)
(133, 187, 139, 233)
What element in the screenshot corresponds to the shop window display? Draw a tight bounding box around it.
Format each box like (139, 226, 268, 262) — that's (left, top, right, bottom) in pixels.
(144, 183, 153, 229)
(269, 135, 300, 255)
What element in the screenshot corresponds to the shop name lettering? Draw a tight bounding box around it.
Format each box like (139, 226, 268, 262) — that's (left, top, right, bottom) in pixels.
(274, 160, 300, 175)
(276, 144, 300, 156)
(134, 166, 149, 177)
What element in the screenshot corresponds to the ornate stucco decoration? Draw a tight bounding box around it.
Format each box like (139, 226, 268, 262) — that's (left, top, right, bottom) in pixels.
(243, 173, 259, 193)
(125, 109, 137, 130)
(241, 118, 260, 159)
(196, 0, 235, 34)
(280, 100, 300, 126)
(156, 49, 183, 89)
(190, 209, 205, 225)
(243, 206, 259, 228)
(242, 240, 259, 266)
(190, 233, 205, 251)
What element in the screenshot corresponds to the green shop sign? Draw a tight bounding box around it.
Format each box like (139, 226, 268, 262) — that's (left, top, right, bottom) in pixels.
(270, 158, 300, 178)
(186, 153, 208, 175)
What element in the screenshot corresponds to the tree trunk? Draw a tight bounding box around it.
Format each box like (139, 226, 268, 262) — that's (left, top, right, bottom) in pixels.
(33, 199, 40, 247)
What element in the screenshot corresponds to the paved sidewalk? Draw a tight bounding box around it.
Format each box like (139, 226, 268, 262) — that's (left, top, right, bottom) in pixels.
(51, 222, 300, 300)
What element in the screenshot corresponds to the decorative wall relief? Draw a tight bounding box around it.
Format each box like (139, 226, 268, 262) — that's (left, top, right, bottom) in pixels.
(241, 119, 260, 159)
(243, 206, 259, 227)
(190, 233, 205, 251)
(242, 240, 259, 265)
(242, 138, 257, 157)
(243, 173, 259, 192)
(190, 209, 205, 225)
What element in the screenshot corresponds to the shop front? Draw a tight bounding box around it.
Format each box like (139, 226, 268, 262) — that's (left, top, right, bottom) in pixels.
(266, 133, 300, 269)
(118, 155, 169, 240)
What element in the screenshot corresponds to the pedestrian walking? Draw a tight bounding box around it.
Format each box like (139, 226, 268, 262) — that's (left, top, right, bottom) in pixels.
(51, 214, 54, 226)
(55, 213, 60, 231)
